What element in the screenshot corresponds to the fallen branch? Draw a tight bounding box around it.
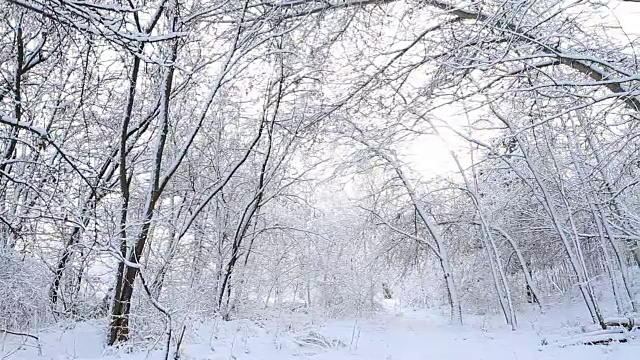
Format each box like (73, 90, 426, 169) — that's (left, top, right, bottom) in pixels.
(542, 328, 629, 347)
(604, 317, 639, 331)
(0, 329, 42, 355)
(0, 329, 38, 342)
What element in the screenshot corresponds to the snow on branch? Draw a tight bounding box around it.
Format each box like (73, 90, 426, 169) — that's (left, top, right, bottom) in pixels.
(0, 115, 47, 137)
(266, 0, 640, 112)
(7, 0, 185, 51)
(603, 317, 640, 331)
(544, 329, 629, 347)
(542, 318, 639, 347)
(0, 329, 42, 356)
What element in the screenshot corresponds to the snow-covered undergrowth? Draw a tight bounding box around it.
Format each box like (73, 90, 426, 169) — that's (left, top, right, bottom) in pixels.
(3, 300, 638, 360)
(0, 252, 52, 330)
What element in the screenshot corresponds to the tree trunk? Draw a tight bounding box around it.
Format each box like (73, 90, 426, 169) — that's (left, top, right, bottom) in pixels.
(107, 32, 177, 344)
(492, 109, 604, 327)
(372, 148, 462, 324)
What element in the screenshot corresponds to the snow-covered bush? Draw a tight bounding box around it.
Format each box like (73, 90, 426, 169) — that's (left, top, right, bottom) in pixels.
(0, 251, 52, 329)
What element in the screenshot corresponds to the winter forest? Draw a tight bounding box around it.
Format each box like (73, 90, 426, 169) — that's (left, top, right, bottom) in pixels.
(1, 0, 640, 359)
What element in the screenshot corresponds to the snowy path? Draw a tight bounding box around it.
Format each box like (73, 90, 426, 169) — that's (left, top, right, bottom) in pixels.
(2, 308, 639, 359)
(297, 309, 639, 360)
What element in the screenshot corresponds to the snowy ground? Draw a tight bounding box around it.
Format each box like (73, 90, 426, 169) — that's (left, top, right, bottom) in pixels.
(2, 303, 638, 360)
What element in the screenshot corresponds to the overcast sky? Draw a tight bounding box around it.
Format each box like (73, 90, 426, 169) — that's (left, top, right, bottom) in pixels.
(611, 1, 640, 36)
(400, 0, 640, 181)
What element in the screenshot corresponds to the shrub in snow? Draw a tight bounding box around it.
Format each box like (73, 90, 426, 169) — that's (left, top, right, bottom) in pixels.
(293, 331, 346, 348)
(0, 251, 51, 329)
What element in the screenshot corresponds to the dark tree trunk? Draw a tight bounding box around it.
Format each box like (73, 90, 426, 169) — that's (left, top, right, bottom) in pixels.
(107, 32, 177, 344)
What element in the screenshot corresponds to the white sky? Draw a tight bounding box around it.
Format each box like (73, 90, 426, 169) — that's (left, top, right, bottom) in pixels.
(402, 0, 640, 181)
(607, 1, 640, 36)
